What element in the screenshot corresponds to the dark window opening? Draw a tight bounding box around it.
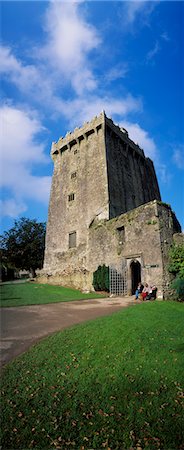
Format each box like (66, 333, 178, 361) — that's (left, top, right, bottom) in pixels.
(69, 231, 76, 248)
(68, 193, 75, 202)
(117, 226, 125, 244)
(71, 171, 77, 179)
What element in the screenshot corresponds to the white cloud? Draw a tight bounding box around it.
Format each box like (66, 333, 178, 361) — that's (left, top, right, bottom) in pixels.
(40, 1, 101, 94)
(122, 1, 156, 27)
(157, 163, 172, 185)
(0, 45, 20, 73)
(146, 41, 160, 62)
(0, 1, 100, 98)
(126, 2, 146, 24)
(71, 69, 97, 96)
(0, 104, 47, 165)
(161, 32, 170, 42)
(104, 64, 129, 83)
(0, 42, 141, 132)
(0, 199, 27, 218)
(63, 94, 142, 128)
(0, 45, 40, 93)
(0, 45, 57, 106)
(172, 147, 184, 170)
(0, 104, 51, 218)
(0, 0, 102, 107)
(119, 120, 172, 184)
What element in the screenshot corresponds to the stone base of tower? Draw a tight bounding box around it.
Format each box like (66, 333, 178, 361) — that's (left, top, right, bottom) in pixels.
(36, 268, 93, 292)
(38, 201, 182, 299)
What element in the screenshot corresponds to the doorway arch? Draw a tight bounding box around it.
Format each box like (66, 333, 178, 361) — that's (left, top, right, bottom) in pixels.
(130, 260, 141, 295)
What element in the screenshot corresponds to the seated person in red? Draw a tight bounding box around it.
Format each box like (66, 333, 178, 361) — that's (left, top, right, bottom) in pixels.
(141, 283, 149, 300)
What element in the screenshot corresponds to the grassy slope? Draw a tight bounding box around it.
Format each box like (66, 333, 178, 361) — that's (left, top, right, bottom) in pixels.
(1, 301, 184, 449)
(0, 282, 105, 307)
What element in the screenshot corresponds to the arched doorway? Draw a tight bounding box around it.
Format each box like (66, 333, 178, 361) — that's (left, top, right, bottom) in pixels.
(130, 260, 141, 294)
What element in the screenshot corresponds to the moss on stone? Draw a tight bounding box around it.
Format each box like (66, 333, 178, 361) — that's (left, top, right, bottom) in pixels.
(157, 201, 171, 209)
(146, 220, 157, 225)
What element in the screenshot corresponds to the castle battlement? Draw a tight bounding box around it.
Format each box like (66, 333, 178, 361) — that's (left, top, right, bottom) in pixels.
(105, 115, 145, 158)
(51, 111, 105, 158)
(51, 112, 145, 161)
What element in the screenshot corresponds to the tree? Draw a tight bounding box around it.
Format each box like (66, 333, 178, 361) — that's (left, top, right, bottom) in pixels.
(168, 243, 184, 301)
(0, 218, 46, 278)
(168, 243, 184, 279)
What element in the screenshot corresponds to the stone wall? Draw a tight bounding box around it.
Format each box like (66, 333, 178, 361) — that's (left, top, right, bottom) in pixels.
(38, 200, 181, 298)
(87, 201, 181, 297)
(173, 233, 184, 246)
(87, 201, 163, 296)
(154, 202, 181, 294)
(105, 117, 161, 218)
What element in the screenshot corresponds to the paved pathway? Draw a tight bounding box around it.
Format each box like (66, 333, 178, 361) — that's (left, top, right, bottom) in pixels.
(0, 296, 137, 367)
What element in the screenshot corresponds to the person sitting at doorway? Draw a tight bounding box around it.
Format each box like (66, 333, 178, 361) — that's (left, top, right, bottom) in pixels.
(151, 285, 157, 299)
(135, 282, 144, 300)
(147, 284, 157, 300)
(141, 283, 150, 300)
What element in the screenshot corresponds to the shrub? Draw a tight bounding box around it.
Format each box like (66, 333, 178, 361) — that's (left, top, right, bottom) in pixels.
(171, 277, 184, 302)
(168, 243, 184, 279)
(168, 243, 184, 301)
(93, 265, 109, 292)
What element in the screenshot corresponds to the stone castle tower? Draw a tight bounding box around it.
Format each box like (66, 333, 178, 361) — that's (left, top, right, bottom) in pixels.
(44, 112, 160, 264)
(40, 112, 181, 297)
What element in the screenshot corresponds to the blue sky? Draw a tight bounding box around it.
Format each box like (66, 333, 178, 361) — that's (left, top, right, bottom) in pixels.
(1, 0, 184, 233)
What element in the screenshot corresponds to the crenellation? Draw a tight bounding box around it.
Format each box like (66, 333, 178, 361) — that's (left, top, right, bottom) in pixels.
(55, 112, 105, 155)
(106, 117, 144, 158)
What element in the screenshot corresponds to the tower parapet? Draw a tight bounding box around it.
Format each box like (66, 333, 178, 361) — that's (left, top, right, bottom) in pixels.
(51, 111, 106, 160)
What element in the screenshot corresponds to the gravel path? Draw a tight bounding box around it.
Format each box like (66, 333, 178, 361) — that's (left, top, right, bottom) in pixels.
(0, 296, 137, 367)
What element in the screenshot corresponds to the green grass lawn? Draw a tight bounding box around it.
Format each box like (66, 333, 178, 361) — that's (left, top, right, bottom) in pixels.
(0, 282, 105, 307)
(1, 301, 184, 449)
